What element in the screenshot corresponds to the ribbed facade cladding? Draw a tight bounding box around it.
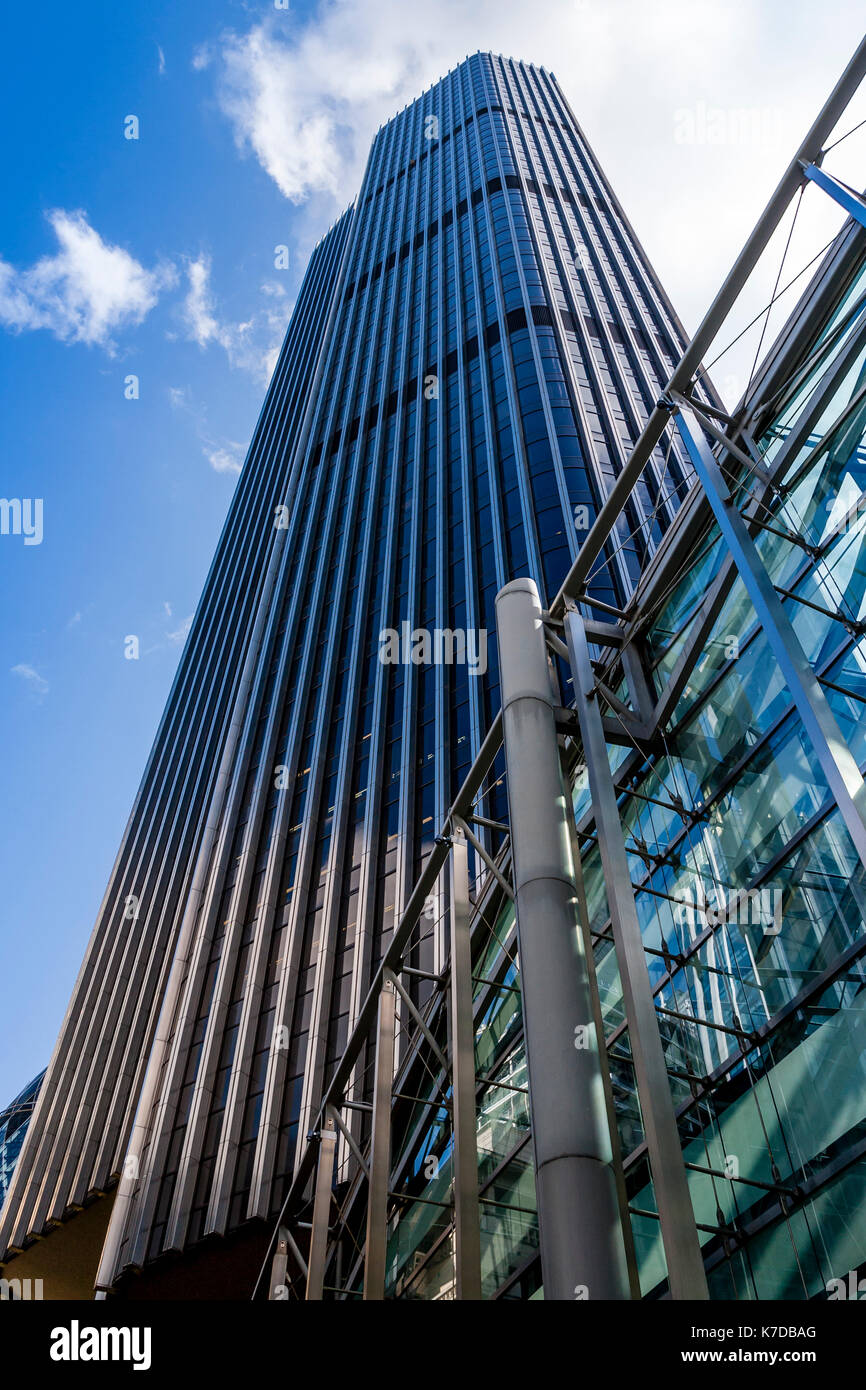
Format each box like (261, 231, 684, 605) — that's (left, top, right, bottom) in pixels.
(0, 54, 706, 1284)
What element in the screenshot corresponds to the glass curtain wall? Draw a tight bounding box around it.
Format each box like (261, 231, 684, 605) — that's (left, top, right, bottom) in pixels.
(348, 227, 866, 1304)
(577, 237, 866, 1301)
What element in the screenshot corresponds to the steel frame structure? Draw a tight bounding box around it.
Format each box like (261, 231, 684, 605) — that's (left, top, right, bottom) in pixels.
(250, 37, 866, 1302)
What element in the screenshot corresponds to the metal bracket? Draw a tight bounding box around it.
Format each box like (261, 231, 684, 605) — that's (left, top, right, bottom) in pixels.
(451, 813, 514, 901)
(801, 161, 866, 230)
(384, 968, 450, 1077)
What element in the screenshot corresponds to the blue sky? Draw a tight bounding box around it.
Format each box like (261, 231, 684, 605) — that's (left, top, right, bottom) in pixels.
(1, 0, 865, 1102)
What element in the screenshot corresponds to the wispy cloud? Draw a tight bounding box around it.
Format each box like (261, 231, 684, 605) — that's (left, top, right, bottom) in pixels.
(0, 210, 176, 350)
(204, 444, 244, 475)
(166, 614, 193, 646)
(213, 22, 352, 202)
(11, 663, 48, 697)
(157, 45, 166, 76)
(168, 383, 246, 478)
(179, 254, 288, 382)
(0, 220, 283, 379)
(181, 255, 223, 349)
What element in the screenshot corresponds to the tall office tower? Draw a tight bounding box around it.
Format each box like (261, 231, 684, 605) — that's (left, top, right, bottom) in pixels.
(0, 1073, 44, 1212)
(0, 53, 708, 1296)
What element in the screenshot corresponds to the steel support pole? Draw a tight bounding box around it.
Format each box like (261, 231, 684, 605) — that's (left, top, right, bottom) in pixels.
(364, 978, 396, 1300)
(269, 1226, 289, 1300)
(449, 826, 483, 1300)
(565, 606, 709, 1300)
(565, 749, 641, 1301)
(495, 578, 630, 1301)
(674, 401, 866, 875)
(305, 1119, 336, 1300)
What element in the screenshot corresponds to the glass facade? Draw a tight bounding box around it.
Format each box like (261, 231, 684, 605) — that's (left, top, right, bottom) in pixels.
(598, 238, 866, 1301)
(0, 1073, 44, 1212)
(380, 897, 542, 1300)
(0, 54, 703, 1290)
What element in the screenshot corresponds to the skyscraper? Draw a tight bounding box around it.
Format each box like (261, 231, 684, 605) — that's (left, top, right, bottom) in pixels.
(0, 1073, 43, 1212)
(0, 52, 717, 1296)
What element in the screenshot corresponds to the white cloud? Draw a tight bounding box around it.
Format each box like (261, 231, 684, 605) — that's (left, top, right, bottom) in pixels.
(0, 209, 176, 350)
(11, 663, 48, 697)
(180, 255, 288, 382)
(166, 614, 193, 645)
(158, 45, 166, 75)
(182, 255, 222, 348)
(215, 23, 348, 201)
(167, 382, 247, 478)
(205, 444, 244, 475)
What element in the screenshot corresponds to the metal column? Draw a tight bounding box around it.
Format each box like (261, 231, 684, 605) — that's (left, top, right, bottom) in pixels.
(305, 1118, 336, 1300)
(674, 400, 866, 876)
(567, 759, 642, 1300)
(363, 977, 396, 1299)
(448, 825, 483, 1299)
(495, 577, 630, 1301)
(565, 607, 709, 1300)
(269, 1226, 289, 1300)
